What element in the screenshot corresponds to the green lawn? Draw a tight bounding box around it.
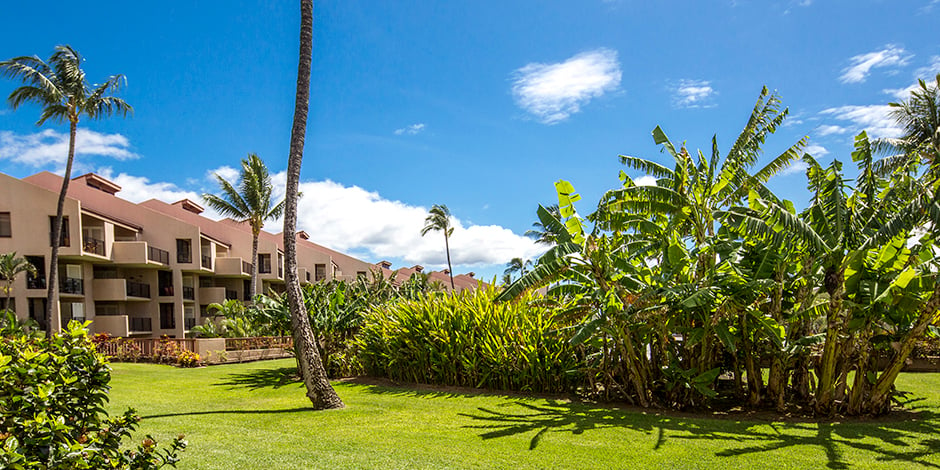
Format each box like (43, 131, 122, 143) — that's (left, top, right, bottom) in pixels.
(107, 359, 940, 469)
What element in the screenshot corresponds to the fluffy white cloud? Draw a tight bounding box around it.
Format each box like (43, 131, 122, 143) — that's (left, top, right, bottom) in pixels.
(780, 160, 809, 176)
(839, 45, 911, 84)
(804, 144, 830, 157)
(206, 165, 239, 184)
(634, 175, 657, 186)
(96, 167, 203, 204)
(819, 105, 902, 139)
(815, 124, 849, 136)
(511, 48, 622, 124)
(394, 123, 426, 135)
(673, 79, 716, 108)
(0, 129, 138, 168)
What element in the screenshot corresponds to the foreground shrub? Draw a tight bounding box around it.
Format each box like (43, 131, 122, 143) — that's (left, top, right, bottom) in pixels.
(0, 321, 185, 469)
(357, 285, 580, 393)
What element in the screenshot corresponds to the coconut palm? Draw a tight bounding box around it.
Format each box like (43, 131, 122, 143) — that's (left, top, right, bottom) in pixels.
(524, 204, 563, 245)
(203, 153, 284, 298)
(888, 74, 940, 165)
(503, 257, 532, 281)
(0, 45, 131, 336)
(0, 252, 37, 312)
(421, 204, 455, 290)
(282, 0, 344, 410)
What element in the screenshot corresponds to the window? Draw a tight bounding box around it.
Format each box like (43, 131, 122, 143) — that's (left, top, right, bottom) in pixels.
(160, 303, 175, 329)
(176, 239, 192, 263)
(315, 264, 326, 281)
(158, 271, 174, 296)
(357, 271, 367, 278)
(277, 253, 284, 278)
(243, 279, 252, 300)
(199, 276, 213, 288)
(26, 256, 45, 290)
(258, 254, 272, 274)
(49, 216, 70, 247)
(0, 212, 10, 237)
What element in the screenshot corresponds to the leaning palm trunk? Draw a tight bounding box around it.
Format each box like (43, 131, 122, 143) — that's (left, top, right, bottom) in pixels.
(45, 119, 77, 337)
(283, 0, 343, 409)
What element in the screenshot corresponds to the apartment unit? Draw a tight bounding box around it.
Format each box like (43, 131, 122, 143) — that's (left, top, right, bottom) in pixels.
(0, 170, 378, 338)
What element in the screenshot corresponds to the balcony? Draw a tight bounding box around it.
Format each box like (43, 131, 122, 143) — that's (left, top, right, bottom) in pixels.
(130, 316, 152, 332)
(127, 281, 151, 299)
(199, 287, 226, 305)
(83, 237, 106, 256)
(148, 246, 170, 265)
(59, 277, 84, 295)
(214, 257, 252, 277)
(92, 279, 149, 301)
(112, 242, 169, 267)
(94, 315, 129, 337)
(182, 286, 195, 300)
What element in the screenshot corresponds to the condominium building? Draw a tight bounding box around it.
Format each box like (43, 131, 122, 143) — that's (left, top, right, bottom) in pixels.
(0, 170, 377, 338)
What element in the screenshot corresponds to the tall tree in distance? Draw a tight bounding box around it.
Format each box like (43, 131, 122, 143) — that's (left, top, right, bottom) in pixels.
(0, 252, 36, 312)
(203, 153, 284, 298)
(0, 45, 132, 337)
(421, 204, 455, 290)
(283, 0, 344, 409)
(503, 257, 532, 282)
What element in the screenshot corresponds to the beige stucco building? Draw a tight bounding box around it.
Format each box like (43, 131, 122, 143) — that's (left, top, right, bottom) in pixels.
(0, 170, 377, 338)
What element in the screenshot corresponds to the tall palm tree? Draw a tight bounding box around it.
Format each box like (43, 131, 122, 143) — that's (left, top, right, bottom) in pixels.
(421, 204, 456, 290)
(0, 252, 36, 312)
(524, 204, 563, 245)
(889, 74, 940, 164)
(283, 0, 344, 410)
(203, 153, 284, 298)
(0, 45, 131, 336)
(503, 257, 532, 281)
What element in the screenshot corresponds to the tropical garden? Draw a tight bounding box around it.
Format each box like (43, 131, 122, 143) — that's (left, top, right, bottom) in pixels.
(2, 0, 940, 466)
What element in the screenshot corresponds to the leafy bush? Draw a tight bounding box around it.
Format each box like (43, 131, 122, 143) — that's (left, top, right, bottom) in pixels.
(357, 285, 580, 393)
(0, 321, 185, 468)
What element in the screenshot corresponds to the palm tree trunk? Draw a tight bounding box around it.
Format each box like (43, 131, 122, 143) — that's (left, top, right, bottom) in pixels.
(250, 230, 259, 298)
(444, 232, 454, 290)
(45, 118, 77, 338)
(284, 0, 343, 410)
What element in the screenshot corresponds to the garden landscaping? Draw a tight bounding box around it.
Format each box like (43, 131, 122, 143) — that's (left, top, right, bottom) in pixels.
(108, 359, 940, 469)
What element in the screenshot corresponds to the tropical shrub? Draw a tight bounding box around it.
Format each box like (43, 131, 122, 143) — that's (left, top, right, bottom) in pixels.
(357, 285, 580, 393)
(0, 321, 185, 468)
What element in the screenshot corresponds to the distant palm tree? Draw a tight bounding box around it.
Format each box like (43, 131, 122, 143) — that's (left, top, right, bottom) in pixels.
(524, 204, 563, 246)
(0, 45, 132, 336)
(0, 252, 37, 311)
(203, 153, 284, 297)
(421, 204, 455, 290)
(503, 257, 532, 282)
(888, 74, 940, 167)
(282, 0, 344, 410)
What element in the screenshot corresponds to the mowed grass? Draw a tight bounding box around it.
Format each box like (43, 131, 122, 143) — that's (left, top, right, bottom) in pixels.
(107, 359, 940, 469)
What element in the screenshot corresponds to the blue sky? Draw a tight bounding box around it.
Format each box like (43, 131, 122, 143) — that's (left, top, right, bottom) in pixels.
(1, 0, 938, 280)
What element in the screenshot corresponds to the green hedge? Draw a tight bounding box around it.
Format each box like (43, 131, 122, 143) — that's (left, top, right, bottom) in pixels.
(356, 285, 580, 393)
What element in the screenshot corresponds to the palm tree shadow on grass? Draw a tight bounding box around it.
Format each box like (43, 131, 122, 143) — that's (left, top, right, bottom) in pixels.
(214, 366, 302, 391)
(458, 399, 940, 468)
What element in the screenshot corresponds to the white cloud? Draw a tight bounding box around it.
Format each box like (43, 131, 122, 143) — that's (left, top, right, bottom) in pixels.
(673, 79, 717, 108)
(914, 55, 940, 80)
(815, 124, 849, 136)
(96, 167, 203, 204)
(511, 48, 622, 124)
(394, 123, 426, 136)
(804, 144, 830, 157)
(780, 160, 809, 176)
(839, 45, 911, 84)
(206, 165, 239, 184)
(819, 105, 903, 139)
(634, 175, 657, 186)
(252, 173, 544, 268)
(0, 129, 138, 168)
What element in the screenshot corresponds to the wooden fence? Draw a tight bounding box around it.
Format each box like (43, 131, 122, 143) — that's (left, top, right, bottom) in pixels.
(96, 337, 196, 357)
(224, 336, 293, 351)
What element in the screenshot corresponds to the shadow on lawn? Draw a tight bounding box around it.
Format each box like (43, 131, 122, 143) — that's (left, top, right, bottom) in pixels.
(214, 367, 302, 390)
(457, 400, 940, 468)
(143, 407, 312, 420)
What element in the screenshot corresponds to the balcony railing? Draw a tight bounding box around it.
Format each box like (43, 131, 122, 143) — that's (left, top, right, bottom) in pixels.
(59, 277, 84, 295)
(184, 317, 196, 330)
(83, 237, 106, 256)
(130, 317, 152, 332)
(201, 254, 212, 269)
(148, 246, 170, 264)
(225, 289, 238, 300)
(126, 281, 151, 298)
(182, 286, 195, 300)
(242, 260, 253, 274)
(27, 277, 46, 290)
